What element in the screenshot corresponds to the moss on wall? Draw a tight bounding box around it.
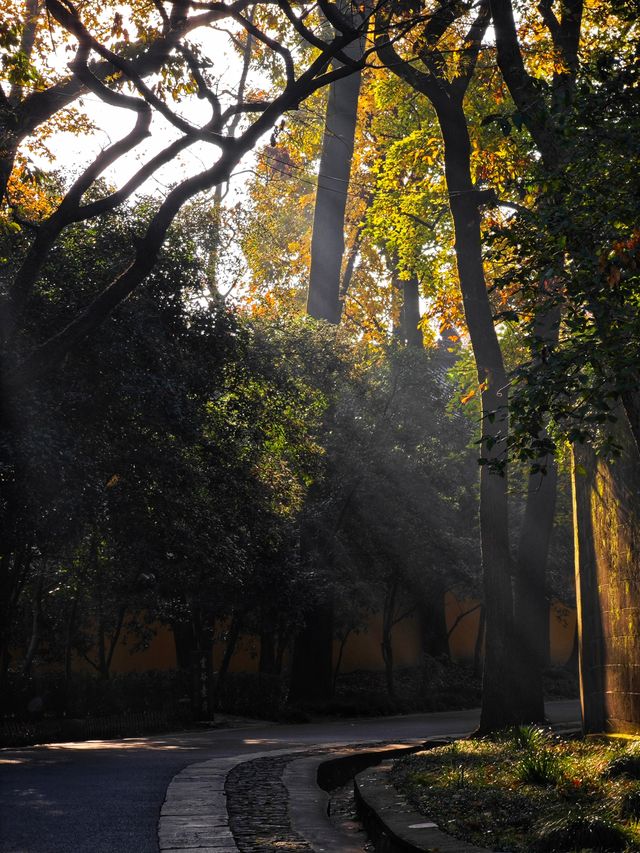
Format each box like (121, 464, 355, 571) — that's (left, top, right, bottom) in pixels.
(574, 411, 640, 734)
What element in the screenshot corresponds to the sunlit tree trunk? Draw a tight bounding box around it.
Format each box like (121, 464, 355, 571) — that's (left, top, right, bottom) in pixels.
(306, 37, 363, 322)
(294, 17, 365, 704)
(437, 102, 521, 731)
(376, 1, 553, 730)
(392, 261, 423, 348)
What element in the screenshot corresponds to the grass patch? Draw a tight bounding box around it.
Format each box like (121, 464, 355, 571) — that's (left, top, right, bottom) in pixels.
(391, 731, 640, 852)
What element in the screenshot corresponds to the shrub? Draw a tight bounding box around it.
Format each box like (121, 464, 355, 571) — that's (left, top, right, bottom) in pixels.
(531, 813, 629, 852)
(519, 748, 565, 786)
(620, 788, 640, 819)
(511, 724, 552, 751)
(1, 670, 191, 720)
(604, 743, 640, 780)
(214, 672, 286, 719)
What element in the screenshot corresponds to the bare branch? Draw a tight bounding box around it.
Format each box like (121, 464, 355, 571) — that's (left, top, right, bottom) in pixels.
(451, 0, 491, 101)
(228, 10, 295, 84)
(537, 0, 560, 42)
(177, 41, 222, 123)
(46, 0, 229, 147)
(4, 13, 373, 389)
(489, 0, 560, 162)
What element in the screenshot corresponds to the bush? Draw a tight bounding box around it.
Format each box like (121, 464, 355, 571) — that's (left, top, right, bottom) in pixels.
(1, 670, 191, 720)
(620, 788, 640, 819)
(604, 743, 640, 780)
(214, 672, 286, 719)
(518, 748, 565, 786)
(531, 813, 630, 852)
(511, 724, 552, 751)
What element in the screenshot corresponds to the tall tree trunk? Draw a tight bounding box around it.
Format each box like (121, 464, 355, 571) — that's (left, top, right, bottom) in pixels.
(215, 611, 243, 701)
(172, 620, 195, 670)
(437, 100, 521, 731)
(0, 546, 31, 684)
(289, 508, 335, 703)
(513, 463, 558, 721)
(417, 581, 449, 659)
(306, 37, 363, 322)
(402, 276, 423, 348)
(375, 3, 533, 731)
(64, 589, 81, 710)
(296, 22, 364, 702)
(105, 604, 126, 675)
(332, 627, 353, 694)
(381, 576, 398, 699)
(513, 303, 561, 721)
(289, 598, 334, 703)
(391, 264, 423, 348)
(259, 626, 276, 675)
(474, 604, 486, 676)
(571, 443, 606, 733)
(22, 566, 45, 677)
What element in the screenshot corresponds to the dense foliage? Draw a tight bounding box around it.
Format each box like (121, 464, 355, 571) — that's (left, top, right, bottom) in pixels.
(2, 0, 637, 736)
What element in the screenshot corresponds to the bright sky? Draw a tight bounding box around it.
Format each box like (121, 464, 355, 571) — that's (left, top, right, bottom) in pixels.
(32, 23, 270, 202)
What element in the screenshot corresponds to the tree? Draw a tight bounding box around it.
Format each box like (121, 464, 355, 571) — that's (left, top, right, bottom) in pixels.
(489, 1, 640, 462)
(1, 0, 375, 392)
(375, 0, 533, 731)
(1, 195, 350, 699)
(306, 5, 367, 323)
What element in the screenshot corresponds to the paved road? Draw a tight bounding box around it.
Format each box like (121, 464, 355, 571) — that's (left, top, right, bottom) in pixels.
(0, 700, 580, 853)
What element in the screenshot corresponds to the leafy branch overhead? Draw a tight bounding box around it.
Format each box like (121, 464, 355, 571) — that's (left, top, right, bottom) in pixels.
(1, 0, 381, 388)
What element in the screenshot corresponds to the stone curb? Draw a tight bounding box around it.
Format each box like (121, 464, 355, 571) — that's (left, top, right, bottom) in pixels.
(284, 743, 425, 853)
(354, 747, 489, 853)
(157, 740, 427, 852)
(158, 746, 309, 851)
(156, 736, 478, 852)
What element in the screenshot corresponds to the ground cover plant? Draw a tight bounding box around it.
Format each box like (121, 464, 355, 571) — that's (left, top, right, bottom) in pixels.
(390, 727, 640, 852)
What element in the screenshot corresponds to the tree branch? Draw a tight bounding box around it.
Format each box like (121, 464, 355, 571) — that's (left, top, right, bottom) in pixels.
(489, 0, 559, 163)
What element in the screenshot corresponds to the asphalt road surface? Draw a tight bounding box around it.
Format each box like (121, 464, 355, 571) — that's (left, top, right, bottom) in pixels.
(0, 700, 580, 853)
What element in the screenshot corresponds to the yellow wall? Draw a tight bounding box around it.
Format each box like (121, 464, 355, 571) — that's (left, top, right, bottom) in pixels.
(101, 593, 576, 675)
(332, 613, 423, 673)
(446, 592, 576, 666)
(108, 626, 177, 672)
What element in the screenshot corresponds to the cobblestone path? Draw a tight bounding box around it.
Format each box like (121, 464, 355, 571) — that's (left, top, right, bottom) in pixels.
(226, 752, 317, 852)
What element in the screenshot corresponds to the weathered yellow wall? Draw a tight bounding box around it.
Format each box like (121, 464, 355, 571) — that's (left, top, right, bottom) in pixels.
(445, 592, 575, 667)
(574, 413, 640, 734)
(103, 593, 576, 675)
(331, 613, 423, 672)
(108, 626, 177, 672)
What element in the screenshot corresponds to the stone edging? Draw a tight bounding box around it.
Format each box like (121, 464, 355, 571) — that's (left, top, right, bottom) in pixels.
(157, 738, 485, 852)
(158, 746, 309, 852)
(284, 743, 424, 853)
(355, 755, 490, 853)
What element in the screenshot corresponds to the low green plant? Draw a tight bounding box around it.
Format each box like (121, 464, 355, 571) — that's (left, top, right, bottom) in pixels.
(620, 787, 640, 819)
(511, 724, 552, 751)
(531, 812, 629, 852)
(604, 743, 640, 780)
(518, 748, 565, 786)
